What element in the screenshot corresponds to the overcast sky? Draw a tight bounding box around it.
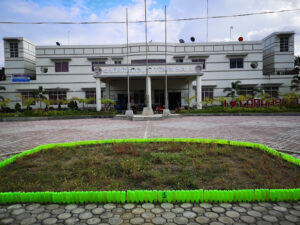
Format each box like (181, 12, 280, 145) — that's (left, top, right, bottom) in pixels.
(0, 0, 300, 67)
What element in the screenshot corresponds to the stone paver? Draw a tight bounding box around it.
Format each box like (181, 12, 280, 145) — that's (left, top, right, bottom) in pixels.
(0, 200, 299, 225)
(1, 117, 300, 225)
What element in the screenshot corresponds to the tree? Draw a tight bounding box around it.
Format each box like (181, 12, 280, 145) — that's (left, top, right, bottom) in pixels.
(0, 86, 5, 101)
(41, 98, 52, 110)
(291, 75, 300, 92)
(0, 98, 10, 111)
(33, 86, 47, 109)
(223, 81, 242, 98)
(295, 55, 300, 67)
(101, 98, 116, 111)
(182, 95, 196, 111)
(79, 97, 94, 111)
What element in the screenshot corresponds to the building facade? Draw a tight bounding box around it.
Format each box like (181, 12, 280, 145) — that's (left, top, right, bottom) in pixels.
(0, 31, 298, 112)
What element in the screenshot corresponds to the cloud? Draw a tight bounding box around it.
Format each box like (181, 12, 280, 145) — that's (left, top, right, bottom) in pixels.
(0, 0, 300, 68)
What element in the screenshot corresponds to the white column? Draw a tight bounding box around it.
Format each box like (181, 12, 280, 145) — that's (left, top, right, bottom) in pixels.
(188, 78, 195, 107)
(196, 75, 202, 109)
(146, 76, 152, 109)
(96, 77, 102, 111)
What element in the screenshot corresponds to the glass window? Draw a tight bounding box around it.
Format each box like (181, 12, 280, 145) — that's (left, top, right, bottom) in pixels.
(230, 58, 243, 69)
(175, 58, 183, 63)
(55, 62, 69, 72)
(202, 87, 214, 100)
(191, 58, 206, 69)
(21, 91, 35, 105)
(10, 43, 18, 58)
(280, 37, 289, 52)
(49, 90, 67, 105)
(85, 90, 96, 104)
(264, 86, 279, 98)
(114, 60, 122, 64)
(237, 87, 254, 96)
(92, 61, 105, 71)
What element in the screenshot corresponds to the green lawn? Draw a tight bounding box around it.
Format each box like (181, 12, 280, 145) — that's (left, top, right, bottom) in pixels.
(1, 142, 299, 192)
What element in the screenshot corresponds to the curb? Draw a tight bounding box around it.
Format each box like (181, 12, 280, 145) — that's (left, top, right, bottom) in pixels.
(180, 113, 300, 116)
(0, 138, 300, 204)
(0, 114, 115, 122)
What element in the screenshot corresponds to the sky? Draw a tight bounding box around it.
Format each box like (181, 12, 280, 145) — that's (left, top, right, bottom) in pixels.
(0, 0, 300, 67)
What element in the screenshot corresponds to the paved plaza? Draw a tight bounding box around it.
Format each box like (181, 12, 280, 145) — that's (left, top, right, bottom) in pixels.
(0, 116, 300, 224)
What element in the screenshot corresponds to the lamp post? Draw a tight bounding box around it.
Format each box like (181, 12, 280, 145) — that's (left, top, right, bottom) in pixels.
(230, 26, 233, 41)
(125, 8, 133, 116)
(163, 5, 170, 116)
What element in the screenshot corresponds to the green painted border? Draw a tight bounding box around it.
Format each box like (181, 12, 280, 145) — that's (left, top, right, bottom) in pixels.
(0, 138, 300, 203)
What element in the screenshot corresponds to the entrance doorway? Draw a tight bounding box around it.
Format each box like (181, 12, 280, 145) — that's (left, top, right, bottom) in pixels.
(168, 92, 181, 110)
(117, 94, 128, 110)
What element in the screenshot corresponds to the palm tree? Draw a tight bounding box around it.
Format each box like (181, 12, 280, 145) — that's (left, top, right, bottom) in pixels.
(33, 86, 47, 109)
(223, 81, 242, 98)
(291, 75, 300, 92)
(0, 86, 5, 101)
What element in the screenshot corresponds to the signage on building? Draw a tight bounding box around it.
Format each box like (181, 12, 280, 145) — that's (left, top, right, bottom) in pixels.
(11, 75, 30, 82)
(94, 66, 102, 75)
(224, 98, 299, 107)
(97, 64, 203, 76)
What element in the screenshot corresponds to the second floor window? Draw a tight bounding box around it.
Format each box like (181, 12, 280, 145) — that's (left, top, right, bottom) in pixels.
(230, 58, 243, 69)
(114, 60, 122, 64)
(55, 62, 69, 72)
(10, 43, 18, 58)
(176, 58, 183, 63)
(92, 61, 105, 71)
(280, 37, 289, 52)
(191, 58, 206, 69)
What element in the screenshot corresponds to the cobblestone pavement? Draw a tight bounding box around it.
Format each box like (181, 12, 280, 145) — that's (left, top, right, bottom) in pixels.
(0, 116, 299, 156)
(1, 116, 300, 224)
(0, 202, 300, 225)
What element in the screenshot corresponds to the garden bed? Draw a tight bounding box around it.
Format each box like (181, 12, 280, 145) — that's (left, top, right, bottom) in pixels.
(1, 141, 300, 192)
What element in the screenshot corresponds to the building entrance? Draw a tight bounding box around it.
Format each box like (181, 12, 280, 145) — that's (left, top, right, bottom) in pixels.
(168, 92, 181, 110)
(117, 94, 128, 110)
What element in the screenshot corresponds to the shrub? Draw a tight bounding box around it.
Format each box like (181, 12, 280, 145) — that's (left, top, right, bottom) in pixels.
(68, 101, 78, 110)
(14, 103, 21, 112)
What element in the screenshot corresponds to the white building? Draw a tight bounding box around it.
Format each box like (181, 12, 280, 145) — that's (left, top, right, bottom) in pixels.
(0, 31, 297, 112)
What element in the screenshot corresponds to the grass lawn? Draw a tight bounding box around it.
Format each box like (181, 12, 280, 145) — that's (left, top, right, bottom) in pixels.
(0, 142, 299, 192)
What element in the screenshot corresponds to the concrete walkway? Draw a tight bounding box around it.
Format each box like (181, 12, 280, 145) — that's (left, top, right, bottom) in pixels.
(0, 116, 300, 224)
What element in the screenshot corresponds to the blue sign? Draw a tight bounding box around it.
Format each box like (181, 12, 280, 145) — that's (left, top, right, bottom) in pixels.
(12, 75, 30, 82)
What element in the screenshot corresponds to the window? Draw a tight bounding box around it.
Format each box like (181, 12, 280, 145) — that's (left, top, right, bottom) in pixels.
(230, 58, 243, 69)
(49, 90, 67, 105)
(237, 87, 254, 97)
(114, 60, 122, 65)
(21, 91, 35, 105)
(191, 58, 206, 69)
(131, 59, 166, 64)
(55, 62, 69, 72)
(264, 86, 279, 98)
(92, 61, 106, 71)
(10, 43, 18, 58)
(202, 87, 214, 100)
(175, 58, 183, 63)
(280, 37, 289, 52)
(85, 90, 96, 104)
